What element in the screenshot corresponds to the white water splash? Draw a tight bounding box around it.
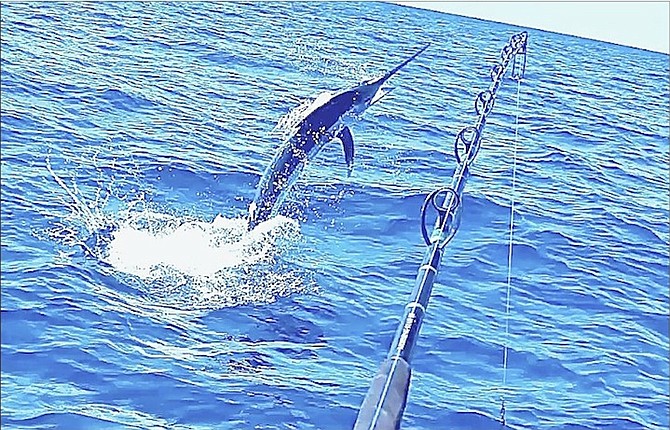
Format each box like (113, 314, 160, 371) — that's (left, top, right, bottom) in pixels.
(45, 159, 315, 310)
(105, 212, 300, 279)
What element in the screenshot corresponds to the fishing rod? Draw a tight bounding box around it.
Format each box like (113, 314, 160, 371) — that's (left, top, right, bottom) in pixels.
(353, 31, 528, 430)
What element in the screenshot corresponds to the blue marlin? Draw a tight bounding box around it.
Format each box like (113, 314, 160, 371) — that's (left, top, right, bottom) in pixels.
(248, 44, 430, 230)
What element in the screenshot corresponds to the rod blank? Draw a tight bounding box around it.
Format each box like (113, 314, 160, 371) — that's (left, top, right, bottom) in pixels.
(353, 31, 528, 430)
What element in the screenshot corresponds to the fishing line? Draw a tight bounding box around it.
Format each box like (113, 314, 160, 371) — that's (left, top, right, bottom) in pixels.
(500, 67, 524, 428)
(353, 31, 528, 430)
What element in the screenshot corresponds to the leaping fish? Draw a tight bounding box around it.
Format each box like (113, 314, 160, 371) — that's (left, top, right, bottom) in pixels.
(248, 44, 430, 230)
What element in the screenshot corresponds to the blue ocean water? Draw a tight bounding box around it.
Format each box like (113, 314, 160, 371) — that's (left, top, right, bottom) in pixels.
(1, 2, 669, 429)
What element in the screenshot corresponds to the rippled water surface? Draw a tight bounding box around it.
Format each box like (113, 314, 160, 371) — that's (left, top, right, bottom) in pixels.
(2, 2, 669, 429)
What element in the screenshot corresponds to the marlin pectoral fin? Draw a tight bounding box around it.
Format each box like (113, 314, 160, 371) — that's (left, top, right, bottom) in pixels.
(338, 126, 354, 176)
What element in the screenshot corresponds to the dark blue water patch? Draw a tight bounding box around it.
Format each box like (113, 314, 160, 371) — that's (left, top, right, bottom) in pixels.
(243, 305, 326, 345)
(357, 15, 383, 25)
(589, 417, 650, 430)
(1, 15, 38, 31)
(516, 349, 583, 381)
(169, 39, 218, 55)
(598, 208, 667, 246)
(2, 413, 129, 430)
(218, 349, 274, 373)
(430, 336, 502, 370)
(44, 81, 89, 98)
(27, 12, 62, 23)
(206, 6, 247, 21)
(0, 70, 44, 97)
(148, 163, 216, 193)
(102, 32, 133, 43)
(93, 40, 123, 52)
(507, 275, 599, 316)
(3, 346, 110, 390)
(297, 187, 428, 239)
(0, 308, 51, 345)
(94, 88, 157, 111)
(86, 9, 122, 26)
(641, 311, 670, 342)
(220, 383, 322, 428)
(0, 111, 41, 136)
(614, 254, 669, 287)
(460, 411, 511, 430)
(131, 167, 256, 218)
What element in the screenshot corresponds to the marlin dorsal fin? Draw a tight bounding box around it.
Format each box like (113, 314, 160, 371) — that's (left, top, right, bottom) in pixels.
(338, 126, 354, 176)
